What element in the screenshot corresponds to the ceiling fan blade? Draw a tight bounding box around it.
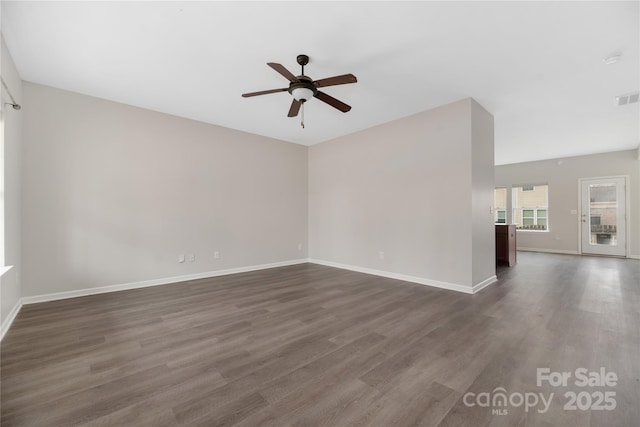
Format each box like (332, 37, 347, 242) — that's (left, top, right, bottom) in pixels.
(267, 62, 299, 83)
(313, 74, 358, 88)
(241, 88, 288, 97)
(287, 99, 302, 117)
(314, 91, 351, 113)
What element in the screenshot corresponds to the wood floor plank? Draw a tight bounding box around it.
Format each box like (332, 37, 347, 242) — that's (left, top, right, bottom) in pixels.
(1, 254, 639, 426)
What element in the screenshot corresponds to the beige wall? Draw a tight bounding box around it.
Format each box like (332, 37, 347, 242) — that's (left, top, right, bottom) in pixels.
(470, 100, 495, 285)
(21, 83, 308, 297)
(309, 98, 495, 291)
(1, 35, 23, 332)
(21, 89, 495, 299)
(495, 150, 640, 257)
(15, 76, 637, 306)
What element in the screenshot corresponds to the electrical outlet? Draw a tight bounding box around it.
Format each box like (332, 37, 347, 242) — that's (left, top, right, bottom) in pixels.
(187, 254, 195, 262)
(214, 251, 220, 259)
(378, 251, 385, 260)
(178, 254, 185, 263)
(297, 243, 302, 251)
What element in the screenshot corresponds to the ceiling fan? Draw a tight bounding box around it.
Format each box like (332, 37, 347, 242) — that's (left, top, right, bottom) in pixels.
(242, 54, 357, 127)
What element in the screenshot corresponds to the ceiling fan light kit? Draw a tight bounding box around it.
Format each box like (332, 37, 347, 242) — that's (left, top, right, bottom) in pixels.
(291, 87, 315, 102)
(242, 54, 357, 128)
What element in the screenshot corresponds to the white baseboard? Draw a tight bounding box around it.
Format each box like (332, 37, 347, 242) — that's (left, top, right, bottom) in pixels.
(18, 255, 503, 311)
(628, 254, 640, 260)
(1, 298, 23, 342)
(308, 258, 496, 294)
(21, 259, 308, 305)
(472, 275, 498, 293)
(517, 247, 579, 255)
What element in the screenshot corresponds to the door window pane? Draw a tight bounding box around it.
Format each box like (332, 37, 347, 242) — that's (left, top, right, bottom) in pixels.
(589, 184, 617, 246)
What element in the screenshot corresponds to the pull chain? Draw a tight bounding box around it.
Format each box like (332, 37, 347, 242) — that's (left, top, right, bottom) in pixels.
(301, 102, 305, 129)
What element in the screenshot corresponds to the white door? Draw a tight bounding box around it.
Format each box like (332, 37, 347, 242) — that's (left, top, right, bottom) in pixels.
(580, 177, 627, 257)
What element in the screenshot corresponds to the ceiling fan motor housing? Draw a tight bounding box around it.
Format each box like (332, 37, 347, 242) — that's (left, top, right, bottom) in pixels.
(288, 76, 317, 102)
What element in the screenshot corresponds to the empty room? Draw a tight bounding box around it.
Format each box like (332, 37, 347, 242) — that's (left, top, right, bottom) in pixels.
(1, 2, 639, 426)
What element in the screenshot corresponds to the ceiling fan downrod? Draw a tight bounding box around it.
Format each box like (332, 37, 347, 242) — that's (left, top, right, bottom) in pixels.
(297, 54, 309, 77)
(298, 55, 308, 128)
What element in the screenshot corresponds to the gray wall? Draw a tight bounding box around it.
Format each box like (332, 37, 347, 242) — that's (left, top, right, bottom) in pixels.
(1, 35, 22, 332)
(495, 150, 640, 257)
(21, 83, 308, 297)
(308, 98, 496, 291)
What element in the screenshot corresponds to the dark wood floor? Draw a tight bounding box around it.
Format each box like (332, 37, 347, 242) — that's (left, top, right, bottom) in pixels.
(1, 252, 639, 426)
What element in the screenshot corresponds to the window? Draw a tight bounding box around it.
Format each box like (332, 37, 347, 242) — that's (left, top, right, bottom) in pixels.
(522, 209, 534, 226)
(522, 208, 546, 227)
(512, 185, 548, 231)
(537, 209, 547, 227)
(494, 187, 507, 224)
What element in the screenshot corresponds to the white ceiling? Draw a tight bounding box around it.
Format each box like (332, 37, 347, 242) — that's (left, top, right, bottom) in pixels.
(2, 1, 638, 165)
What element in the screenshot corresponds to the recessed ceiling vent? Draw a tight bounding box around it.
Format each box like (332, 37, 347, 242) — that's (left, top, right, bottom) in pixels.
(615, 91, 639, 106)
